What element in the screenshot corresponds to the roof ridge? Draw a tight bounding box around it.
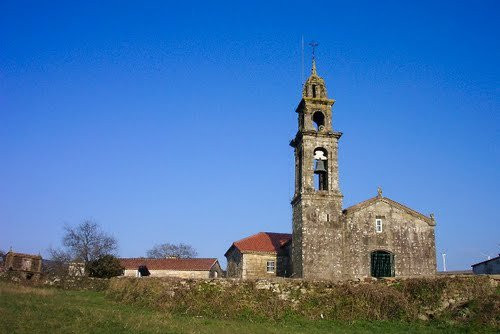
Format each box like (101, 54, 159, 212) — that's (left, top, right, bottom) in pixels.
(382, 197, 432, 223)
(263, 232, 292, 236)
(343, 196, 433, 225)
(233, 231, 266, 244)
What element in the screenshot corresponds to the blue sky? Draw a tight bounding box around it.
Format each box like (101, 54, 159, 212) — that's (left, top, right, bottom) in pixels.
(1, 1, 498, 270)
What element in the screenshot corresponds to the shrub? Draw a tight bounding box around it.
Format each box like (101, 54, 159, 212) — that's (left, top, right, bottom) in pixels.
(86, 255, 123, 279)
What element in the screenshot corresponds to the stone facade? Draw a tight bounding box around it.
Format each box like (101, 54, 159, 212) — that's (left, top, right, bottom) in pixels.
(226, 58, 437, 281)
(225, 247, 243, 278)
(288, 59, 437, 280)
(289, 60, 344, 280)
(226, 249, 278, 279)
(342, 195, 436, 279)
(3, 251, 42, 279)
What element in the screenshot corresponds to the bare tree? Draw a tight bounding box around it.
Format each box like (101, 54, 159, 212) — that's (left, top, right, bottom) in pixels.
(52, 220, 118, 264)
(146, 243, 197, 259)
(46, 247, 72, 275)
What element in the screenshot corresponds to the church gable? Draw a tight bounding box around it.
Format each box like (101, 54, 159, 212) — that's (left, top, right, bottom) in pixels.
(343, 194, 435, 227)
(341, 191, 437, 278)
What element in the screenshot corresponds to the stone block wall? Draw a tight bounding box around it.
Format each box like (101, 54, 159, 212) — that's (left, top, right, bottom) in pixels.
(225, 248, 243, 278)
(242, 253, 278, 279)
(343, 200, 436, 279)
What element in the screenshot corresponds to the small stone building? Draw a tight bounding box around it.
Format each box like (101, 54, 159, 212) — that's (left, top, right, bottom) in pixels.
(119, 258, 223, 278)
(472, 255, 500, 275)
(225, 232, 292, 279)
(4, 251, 42, 279)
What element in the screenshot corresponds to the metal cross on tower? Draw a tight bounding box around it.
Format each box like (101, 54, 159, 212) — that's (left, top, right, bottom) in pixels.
(309, 41, 319, 60)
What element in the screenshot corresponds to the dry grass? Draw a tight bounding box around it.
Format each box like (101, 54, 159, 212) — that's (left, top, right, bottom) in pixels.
(0, 283, 54, 296)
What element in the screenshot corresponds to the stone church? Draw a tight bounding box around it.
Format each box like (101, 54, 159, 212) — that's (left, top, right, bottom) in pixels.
(226, 58, 436, 280)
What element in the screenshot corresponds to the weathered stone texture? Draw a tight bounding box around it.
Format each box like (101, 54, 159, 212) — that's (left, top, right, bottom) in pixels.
(226, 249, 278, 279)
(342, 198, 437, 279)
(4, 251, 42, 279)
(289, 61, 436, 280)
(225, 248, 243, 278)
(242, 253, 278, 279)
(290, 61, 344, 280)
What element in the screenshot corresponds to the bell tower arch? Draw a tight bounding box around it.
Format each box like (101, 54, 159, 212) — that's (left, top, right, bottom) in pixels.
(290, 57, 343, 280)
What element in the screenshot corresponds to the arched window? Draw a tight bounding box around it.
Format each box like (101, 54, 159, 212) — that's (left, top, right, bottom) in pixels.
(312, 111, 325, 131)
(313, 148, 328, 191)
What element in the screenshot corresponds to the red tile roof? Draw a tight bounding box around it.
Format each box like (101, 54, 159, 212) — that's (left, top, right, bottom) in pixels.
(225, 232, 292, 255)
(119, 258, 218, 271)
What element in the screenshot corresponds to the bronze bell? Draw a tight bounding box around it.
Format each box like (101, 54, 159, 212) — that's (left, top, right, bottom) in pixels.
(314, 159, 327, 174)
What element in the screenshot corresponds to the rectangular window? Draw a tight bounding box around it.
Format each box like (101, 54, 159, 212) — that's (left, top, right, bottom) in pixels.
(375, 219, 383, 233)
(266, 260, 275, 273)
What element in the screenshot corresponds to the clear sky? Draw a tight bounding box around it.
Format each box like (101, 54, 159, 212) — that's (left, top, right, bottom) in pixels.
(1, 1, 498, 270)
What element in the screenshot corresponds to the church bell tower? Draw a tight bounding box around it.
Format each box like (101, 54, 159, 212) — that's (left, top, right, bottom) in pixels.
(290, 55, 343, 280)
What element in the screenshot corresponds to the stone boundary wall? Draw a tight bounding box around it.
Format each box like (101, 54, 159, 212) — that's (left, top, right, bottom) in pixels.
(1, 271, 498, 326)
(107, 275, 499, 326)
(0, 271, 109, 291)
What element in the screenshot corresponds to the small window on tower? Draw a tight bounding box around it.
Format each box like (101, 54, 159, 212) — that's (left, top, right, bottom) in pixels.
(312, 85, 317, 98)
(375, 219, 383, 233)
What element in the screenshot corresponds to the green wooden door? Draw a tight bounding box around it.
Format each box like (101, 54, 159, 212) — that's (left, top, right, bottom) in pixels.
(371, 251, 394, 278)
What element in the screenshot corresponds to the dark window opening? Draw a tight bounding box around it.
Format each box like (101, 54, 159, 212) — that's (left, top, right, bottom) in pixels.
(314, 172, 328, 191)
(312, 112, 325, 131)
(312, 85, 317, 98)
(371, 251, 395, 278)
(138, 265, 150, 277)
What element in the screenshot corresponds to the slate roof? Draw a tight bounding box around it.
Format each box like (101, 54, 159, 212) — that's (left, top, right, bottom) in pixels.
(343, 196, 435, 226)
(225, 232, 292, 256)
(471, 255, 500, 267)
(119, 258, 218, 271)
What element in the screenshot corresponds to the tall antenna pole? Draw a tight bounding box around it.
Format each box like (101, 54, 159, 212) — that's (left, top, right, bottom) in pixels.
(442, 252, 447, 272)
(301, 35, 304, 84)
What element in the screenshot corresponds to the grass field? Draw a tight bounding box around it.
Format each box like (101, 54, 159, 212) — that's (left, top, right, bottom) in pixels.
(0, 282, 495, 334)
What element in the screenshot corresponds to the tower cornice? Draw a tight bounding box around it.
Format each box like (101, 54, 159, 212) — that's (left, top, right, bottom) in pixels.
(290, 130, 343, 148)
(295, 97, 335, 113)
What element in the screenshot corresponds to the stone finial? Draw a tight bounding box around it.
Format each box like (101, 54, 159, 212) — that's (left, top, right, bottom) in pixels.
(377, 186, 383, 198)
(430, 213, 435, 220)
(311, 58, 317, 76)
